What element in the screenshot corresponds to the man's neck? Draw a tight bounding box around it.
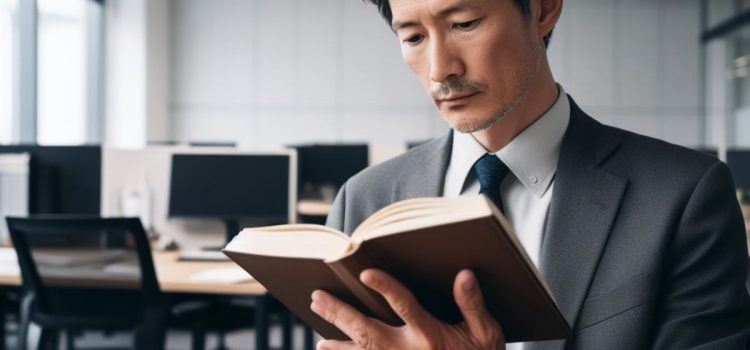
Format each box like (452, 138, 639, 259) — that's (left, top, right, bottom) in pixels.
(471, 73, 559, 153)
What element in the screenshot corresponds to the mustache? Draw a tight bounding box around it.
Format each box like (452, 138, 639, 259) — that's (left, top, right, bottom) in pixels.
(430, 77, 486, 100)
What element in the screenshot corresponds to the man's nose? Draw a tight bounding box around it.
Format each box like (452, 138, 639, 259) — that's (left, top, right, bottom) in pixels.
(428, 38, 465, 83)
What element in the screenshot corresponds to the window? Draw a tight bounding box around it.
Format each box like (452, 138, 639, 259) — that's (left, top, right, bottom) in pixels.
(0, 0, 17, 144)
(36, 0, 88, 145)
(702, 0, 750, 149)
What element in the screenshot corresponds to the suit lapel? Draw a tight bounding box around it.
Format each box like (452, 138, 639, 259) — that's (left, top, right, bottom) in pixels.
(395, 106, 626, 350)
(529, 99, 628, 350)
(394, 131, 453, 200)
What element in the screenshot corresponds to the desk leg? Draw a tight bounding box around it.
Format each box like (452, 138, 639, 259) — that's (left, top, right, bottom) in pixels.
(0, 291, 5, 350)
(282, 310, 293, 350)
(304, 325, 314, 350)
(255, 295, 269, 350)
(18, 293, 32, 350)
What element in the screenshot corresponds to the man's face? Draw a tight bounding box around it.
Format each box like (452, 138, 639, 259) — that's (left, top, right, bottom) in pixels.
(390, 0, 544, 133)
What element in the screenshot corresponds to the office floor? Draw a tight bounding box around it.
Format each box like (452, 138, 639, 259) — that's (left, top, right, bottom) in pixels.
(5, 323, 315, 350)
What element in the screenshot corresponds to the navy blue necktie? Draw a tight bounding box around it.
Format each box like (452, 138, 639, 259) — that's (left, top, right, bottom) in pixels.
(473, 154, 510, 213)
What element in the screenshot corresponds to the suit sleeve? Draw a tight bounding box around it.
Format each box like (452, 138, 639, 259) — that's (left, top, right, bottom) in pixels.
(325, 181, 347, 232)
(651, 161, 750, 349)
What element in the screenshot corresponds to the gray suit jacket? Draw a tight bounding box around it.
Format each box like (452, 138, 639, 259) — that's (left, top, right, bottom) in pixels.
(326, 97, 750, 349)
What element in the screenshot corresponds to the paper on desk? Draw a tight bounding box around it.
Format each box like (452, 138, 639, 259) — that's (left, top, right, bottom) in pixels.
(0, 249, 19, 275)
(189, 266, 254, 284)
(0, 249, 17, 263)
(0, 264, 19, 275)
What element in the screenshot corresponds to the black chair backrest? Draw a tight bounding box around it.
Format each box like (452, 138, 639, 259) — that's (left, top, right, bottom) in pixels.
(6, 217, 161, 312)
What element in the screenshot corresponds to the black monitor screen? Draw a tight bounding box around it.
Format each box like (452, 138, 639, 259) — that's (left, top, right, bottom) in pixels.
(294, 144, 368, 190)
(727, 149, 750, 189)
(168, 154, 291, 222)
(0, 145, 101, 215)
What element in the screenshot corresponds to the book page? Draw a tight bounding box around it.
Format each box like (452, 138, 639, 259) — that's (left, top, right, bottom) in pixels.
(225, 224, 352, 260)
(354, 198, 446, 233)
(352, 196, 492, 243)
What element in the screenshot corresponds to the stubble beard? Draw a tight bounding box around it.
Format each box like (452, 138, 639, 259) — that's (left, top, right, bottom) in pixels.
(448, 40, 543, 134)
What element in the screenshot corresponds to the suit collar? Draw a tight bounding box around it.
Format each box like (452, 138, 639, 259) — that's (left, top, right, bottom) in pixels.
(530, 97, 628, 350)
(445, 86, 571, 199)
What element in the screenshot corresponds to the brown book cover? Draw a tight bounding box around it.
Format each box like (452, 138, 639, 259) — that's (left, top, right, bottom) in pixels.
(223, 195, 570, 343)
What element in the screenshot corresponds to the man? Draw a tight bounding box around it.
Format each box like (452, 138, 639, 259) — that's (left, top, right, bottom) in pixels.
(312, 0, 750, 348)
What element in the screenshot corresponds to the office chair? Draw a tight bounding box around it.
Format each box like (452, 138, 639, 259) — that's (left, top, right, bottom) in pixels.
(6, 217, 168, 350)
(169, 294, 292, 350)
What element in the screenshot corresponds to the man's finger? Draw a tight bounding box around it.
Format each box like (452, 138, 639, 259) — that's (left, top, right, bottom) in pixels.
(453, 269, 503, 342)
(316, 339, 358, 350)
(360, 269, 431, 328)
(310, 290, 387, 347)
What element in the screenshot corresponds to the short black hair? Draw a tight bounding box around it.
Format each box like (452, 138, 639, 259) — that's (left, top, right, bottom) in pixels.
(364, 0, 553, 48)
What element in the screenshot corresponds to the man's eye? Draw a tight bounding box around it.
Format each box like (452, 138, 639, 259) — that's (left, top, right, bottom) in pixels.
(405, 34, 424, 45)
(454, 19, 479, 30)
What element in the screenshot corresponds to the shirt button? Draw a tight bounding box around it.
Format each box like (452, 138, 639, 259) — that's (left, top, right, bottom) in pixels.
(529, 175, 538, 184)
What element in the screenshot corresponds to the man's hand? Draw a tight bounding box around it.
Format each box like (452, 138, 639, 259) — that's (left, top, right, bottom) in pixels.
(310, 269, 505, 350)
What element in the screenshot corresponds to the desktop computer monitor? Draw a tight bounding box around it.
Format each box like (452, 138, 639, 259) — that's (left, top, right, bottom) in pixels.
(0, 145, 101, 215)
(291, 144, 369, 199)
(168, 152, 296, 243)
(727, 149, 750, 190)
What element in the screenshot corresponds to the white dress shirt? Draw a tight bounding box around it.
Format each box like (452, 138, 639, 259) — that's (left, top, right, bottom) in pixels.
(442, 85, 570, 349)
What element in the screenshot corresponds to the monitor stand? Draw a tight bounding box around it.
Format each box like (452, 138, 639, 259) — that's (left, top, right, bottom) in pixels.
(200, 219, 240, 252)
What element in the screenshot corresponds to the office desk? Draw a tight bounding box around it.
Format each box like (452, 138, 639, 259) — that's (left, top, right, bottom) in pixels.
(0, 248, 266, 295)
(154, 251, 265, 295)
(0, 248, 285, 350)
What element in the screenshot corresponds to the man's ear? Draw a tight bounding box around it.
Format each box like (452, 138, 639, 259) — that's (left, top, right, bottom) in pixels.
(535, 0, 562, 42)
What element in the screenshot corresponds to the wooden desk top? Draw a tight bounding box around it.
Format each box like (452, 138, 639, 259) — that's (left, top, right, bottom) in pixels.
(0, 248, 267, 296)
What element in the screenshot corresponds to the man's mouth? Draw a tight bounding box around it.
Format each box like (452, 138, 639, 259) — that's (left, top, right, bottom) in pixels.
(435, 92, 480, 105)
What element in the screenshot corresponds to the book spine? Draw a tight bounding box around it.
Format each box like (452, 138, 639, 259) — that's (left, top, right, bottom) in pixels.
(328, 251, 401, 326)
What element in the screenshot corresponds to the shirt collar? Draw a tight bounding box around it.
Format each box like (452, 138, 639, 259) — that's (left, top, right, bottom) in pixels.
(449, 84, 570, 198)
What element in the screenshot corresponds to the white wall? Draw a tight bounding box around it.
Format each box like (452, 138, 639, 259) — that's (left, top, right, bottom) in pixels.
(105, 0, 147, 148)
(169, 0, 441, 152)
(551, 0, 703, 146)
(105, 0, 171, 148)
(166, 0, 704, 150)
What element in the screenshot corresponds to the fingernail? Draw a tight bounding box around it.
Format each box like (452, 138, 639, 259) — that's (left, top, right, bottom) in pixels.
(362, 269, 385, 289)
(360, 271, 375, 285)
(462, 272, 476, 293)
(317, 340, 330, 350)
(310, 301, 321, 314)
(311, 290, 327, 307)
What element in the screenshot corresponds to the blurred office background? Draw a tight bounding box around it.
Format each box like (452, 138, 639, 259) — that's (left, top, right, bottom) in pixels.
(0, 0, 747, 151)
(2, 0, 749, 150)
(0, 0, 749, 349)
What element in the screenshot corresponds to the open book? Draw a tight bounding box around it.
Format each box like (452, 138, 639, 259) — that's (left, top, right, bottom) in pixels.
(223, 195, 570, 343)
